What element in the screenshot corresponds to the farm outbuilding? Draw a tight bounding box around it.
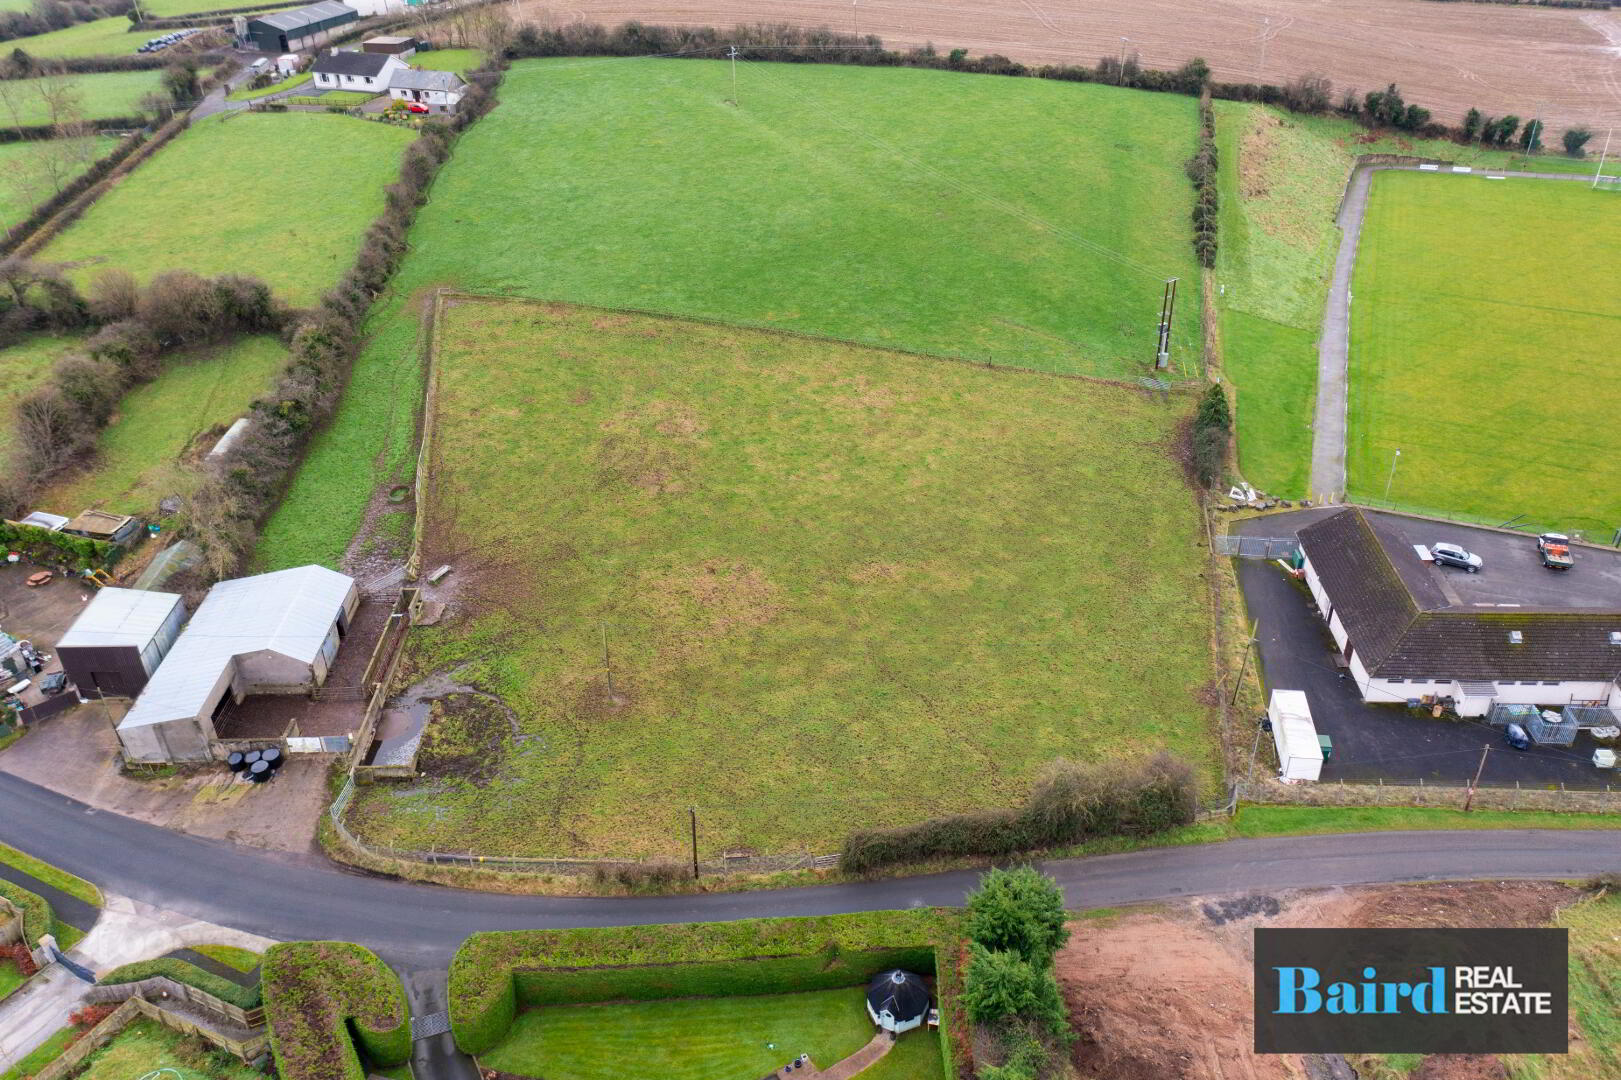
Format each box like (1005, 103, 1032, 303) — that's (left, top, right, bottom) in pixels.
(866, 970, 931, 1034)
(116, 565, 358, 763)
(236, 1, 358, 55)
(57, 588, 186, 698)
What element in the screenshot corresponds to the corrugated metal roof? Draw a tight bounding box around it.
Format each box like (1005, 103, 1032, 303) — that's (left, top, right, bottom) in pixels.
(252, 1, 356, 32)
(390, 67, 465, 92)
(119, 565, 354, 731)
(59, 589, 184, 650)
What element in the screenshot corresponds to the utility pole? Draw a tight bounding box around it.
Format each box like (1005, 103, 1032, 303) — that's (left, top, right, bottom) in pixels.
(1463, 745, 1490, 812)
(1594, 127, 1613, 189)
(1155, 278, 1177, 370)
(689, 806, 700, 879)
(1117, 37, 1129, 83)
(1230, 619, 1259, 706)
(727, 45, 738, 106)
(1384, 448, 1401, 501)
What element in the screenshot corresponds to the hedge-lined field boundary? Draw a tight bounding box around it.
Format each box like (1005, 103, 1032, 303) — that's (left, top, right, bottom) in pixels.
(98, 957, 262, 1010)
(448, 910, 968, 1076)
(261, 941, 410, 1080)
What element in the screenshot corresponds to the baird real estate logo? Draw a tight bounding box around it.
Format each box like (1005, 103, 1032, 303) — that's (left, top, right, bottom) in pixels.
(1254, 928, 1568, 1054)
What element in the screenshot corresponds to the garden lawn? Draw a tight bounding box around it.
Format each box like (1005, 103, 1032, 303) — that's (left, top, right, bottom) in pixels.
(284, 90, 377, 106)
(0, 334, 82, 457)
(3, 17, 153, 58)
(40, 336, 283, 517)
(40, 112, 413, 306)
(72, 1018, 262, 1080)
(1212, 103, 1599, 498)
(258, 58, 1205, 568)
(346, 299, 1217, 859)
(1345, 172, 1621, 533)
(482, 988, 943, 1080)
(0, 1027, 74, 1080)
(412, 48, 481, 74)
(226, 70, 311, 101)
(0, 70, 165, 127)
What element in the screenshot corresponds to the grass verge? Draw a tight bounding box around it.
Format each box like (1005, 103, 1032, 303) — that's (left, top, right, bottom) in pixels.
(0, 840, 102, 907)
(0, 1026, 75, 1080)
(193, 943, 263, 973)
(226, 70, 311, 101)
(100, 957, 263, 1009)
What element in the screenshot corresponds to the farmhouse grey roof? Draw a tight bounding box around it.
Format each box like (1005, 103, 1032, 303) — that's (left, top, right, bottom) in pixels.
(389, 67, 466, 92)
(59, 589, 184, 650)
(119, 565, 354, 731)
(1299, 508, 1621, 680)
(252, 0, 355, 32)
(313, 49, 395, 77)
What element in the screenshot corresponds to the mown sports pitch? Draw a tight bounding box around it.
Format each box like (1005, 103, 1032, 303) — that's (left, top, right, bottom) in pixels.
(258, 57, 1204, 569)
(40, 112, 413, 307)
(346, 299, 1217, 859)
(1345, 172, 1621, 532)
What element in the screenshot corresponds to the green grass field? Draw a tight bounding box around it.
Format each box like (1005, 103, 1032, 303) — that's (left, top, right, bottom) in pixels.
(40, 336, 283, 517)
(483, 988, 942, 1080)
(226, 70, 311, 101)
(346, 299, 1216, 858)
(1213, 103, 1603, 498)
(0, 69, 166, 127)
(72, 1018, 262, 1080)
(1513, 892, 1621, 1080)
(3, 17, 153, 58)
(1345, 172, 1621, 533)
(258, 58, 1204, 569)
(40, 112, 413, 306)
(0, 137, 113, 227)
(0, 334, 83, 457)
(143, 0, 300, 16)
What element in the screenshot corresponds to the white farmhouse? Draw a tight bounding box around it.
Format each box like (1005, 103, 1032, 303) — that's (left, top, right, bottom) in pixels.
(1298, 508, 1621, 717)
(387, 66, 467, 114)
(310, 49, 408, 94)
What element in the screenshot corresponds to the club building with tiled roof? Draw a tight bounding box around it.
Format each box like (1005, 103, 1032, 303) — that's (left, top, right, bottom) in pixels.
(1298, 508, 1621, 716)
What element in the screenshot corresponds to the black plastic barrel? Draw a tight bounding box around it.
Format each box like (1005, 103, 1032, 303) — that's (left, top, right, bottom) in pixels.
(226, 751, 246, 772)
(261, 747, 283, 769)
(248, 760, 271, 782)
(244, 750, 261, 765)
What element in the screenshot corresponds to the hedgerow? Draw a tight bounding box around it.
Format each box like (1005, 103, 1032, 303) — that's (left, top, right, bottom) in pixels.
(98, 956, 261, 1009)
(449, 910, 960, 1061)
(0, 879, 52, 948)
(0, 518, 118, 570)
(839, 753, 1198, 873)
(261, 942, 410, 1080)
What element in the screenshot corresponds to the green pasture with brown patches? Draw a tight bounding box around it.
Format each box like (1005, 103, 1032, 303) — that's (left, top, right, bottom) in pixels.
(347, 299, 1218, 859)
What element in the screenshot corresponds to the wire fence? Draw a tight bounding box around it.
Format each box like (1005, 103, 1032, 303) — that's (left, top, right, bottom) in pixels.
(328, 778, 840, 877)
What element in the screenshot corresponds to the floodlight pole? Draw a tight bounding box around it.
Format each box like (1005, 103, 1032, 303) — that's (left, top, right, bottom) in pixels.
(727, 45, 738, 106)
(1384, 448, 1401, 501)
(1155, 278, 1177, 370)
(1594, 128, 1613, 189)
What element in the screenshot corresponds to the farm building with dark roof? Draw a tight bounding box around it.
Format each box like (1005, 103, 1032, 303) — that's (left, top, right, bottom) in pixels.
(236, 1, 358, 55)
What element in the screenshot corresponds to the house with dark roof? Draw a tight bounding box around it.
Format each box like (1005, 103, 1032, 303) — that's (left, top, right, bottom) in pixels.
(235, 1, 358, 55)
(312, 48, 408, 93)
(1298, 508, 1621, 716)
(387, 66, 466, 113)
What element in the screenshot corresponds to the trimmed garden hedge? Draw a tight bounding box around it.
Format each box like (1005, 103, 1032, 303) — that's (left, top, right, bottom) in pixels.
(261, 942, 410, 1080)
(0, 879, 51, 949)
(0, 519, 120, 571)
(98, 956, 261, 1009)
(449, 909, 967, 1077)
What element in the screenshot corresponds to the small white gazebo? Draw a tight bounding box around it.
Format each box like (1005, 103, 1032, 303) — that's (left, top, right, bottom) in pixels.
(865, 970, 931, 1034)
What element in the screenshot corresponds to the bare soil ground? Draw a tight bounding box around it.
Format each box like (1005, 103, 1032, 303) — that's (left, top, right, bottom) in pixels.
(516, 0, 1621, 133)
(1057, 881, 1580, 1080)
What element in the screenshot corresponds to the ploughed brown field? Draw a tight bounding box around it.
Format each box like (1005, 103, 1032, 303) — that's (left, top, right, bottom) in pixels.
(517, 0, 1621, 134)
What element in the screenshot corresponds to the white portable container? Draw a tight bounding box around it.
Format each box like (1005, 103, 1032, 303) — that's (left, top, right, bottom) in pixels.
(1269, 689, 1324, 782)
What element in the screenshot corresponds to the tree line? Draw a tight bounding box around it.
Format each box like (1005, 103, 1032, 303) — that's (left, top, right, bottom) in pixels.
(0, 0, 134, 49)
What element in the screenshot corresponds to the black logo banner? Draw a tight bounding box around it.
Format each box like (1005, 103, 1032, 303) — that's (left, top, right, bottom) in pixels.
(1254, 928, 1567, 1054)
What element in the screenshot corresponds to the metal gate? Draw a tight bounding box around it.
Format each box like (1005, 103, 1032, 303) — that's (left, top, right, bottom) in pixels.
(1213, 535, 1300, 559)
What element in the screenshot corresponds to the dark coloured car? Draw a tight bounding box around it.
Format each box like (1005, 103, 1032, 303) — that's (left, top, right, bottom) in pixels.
(1503, 722, 1531, 751)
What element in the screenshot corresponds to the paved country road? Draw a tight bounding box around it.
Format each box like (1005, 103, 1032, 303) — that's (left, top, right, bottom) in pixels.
(4, 773, 1620, 968)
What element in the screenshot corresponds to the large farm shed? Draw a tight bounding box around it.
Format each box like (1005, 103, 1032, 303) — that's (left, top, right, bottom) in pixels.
(116, 565, 358, 764)
(1299, 508, 1621, 716)
(57, 588, 186, 698)
(236, 1, 358, 55)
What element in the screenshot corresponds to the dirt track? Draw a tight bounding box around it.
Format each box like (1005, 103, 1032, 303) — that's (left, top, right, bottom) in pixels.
(513, 0, 1621, 134)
